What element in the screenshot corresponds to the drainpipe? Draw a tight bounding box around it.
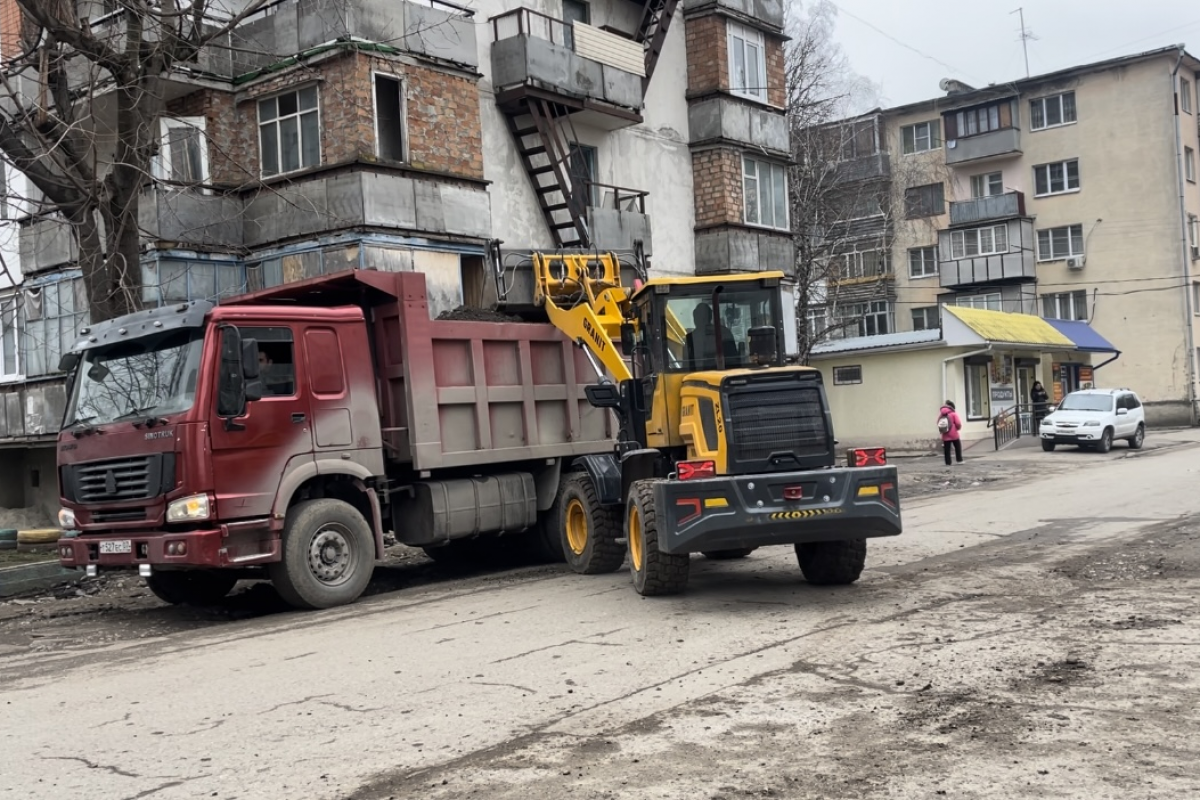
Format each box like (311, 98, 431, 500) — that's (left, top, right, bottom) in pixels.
(1170, 45, 1199, 426)
(942, 345, 992, 406)
(1091, 351, 1122, 372)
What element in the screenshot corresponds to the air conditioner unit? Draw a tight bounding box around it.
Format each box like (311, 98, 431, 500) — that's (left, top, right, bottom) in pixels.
(1192, 245, 1200, 261)
(1066, 256, 1086, 270)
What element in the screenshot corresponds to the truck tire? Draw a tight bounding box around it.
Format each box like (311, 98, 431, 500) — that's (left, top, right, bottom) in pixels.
(795, 540, 867, 586)
(702, 548, 757, 560)
(556, 472, 624, 575)
(627, 481, 689, 596)
(145, 570, 238, 606)
(269, 498, 375, 610)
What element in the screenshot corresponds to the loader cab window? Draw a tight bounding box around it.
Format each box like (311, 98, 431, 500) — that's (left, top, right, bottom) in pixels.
(659, 288, 780, 373)
(242, 326, 295, 397)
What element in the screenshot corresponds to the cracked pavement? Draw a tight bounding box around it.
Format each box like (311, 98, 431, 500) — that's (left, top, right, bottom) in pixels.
(2, 430, 1200, 799)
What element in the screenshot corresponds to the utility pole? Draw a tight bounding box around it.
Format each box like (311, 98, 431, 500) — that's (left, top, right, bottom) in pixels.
(1011, 7, 1038, 78)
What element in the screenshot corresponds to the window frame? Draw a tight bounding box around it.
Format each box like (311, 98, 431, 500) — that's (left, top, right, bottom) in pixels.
(1029, 91, 1078, 131)
(154, 116, 210, 190)
(1033, 159, 1081, 197)
(956, 292, 1002, 312)
(1041, 290, 1089, 321)
(965, 362, 991, 421)
(837, 245, 892, 281)
(911, 306, 939, 331)
(727, 21, 767, 103)
(1036, 224, 1085, 262)
(970, 171, 1003, 198)
(1183, 78, 1194, 114)
(372, 71, 408, 164)
(257, 84, 322, 178)
(1188, 147, 1196, 183)
(908, 246, 938, 279)
(950, 225, 1009, 259)
(904, 182, 945, 219)
(833, 365, 863, 385)
(0, 292, 21, 382)
(241, 325, 298, 399)
(742, 155, 789, 230)
(900, 121, 937, 155)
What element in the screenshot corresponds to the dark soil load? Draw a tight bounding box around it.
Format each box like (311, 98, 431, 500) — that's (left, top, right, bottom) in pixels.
(436, 306, 528, 323)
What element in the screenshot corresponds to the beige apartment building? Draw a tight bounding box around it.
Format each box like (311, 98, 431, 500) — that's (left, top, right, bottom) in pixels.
(812, 46, 1200, 426)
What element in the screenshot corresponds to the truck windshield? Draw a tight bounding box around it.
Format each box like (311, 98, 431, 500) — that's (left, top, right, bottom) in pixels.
(663, 289, 778, 371)
(64, 330, 205, 427)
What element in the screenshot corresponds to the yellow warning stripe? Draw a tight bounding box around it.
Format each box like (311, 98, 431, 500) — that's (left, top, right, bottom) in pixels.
(768, 508, 845, 520)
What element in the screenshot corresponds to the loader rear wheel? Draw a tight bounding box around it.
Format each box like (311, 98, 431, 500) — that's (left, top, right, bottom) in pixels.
(269, 498, 374, 610)
(145, 570, 238, 606)
(556, 473, 624, 574)
(795, 539, 867, 586)
(702, 548, 757, 560)
(627, 481, 689, 596)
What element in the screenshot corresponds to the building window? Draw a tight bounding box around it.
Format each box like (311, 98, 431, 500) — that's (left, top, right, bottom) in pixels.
(259, 86, 321, 177)
(965, 362, 990, 420)
(562, 0, 589, 49)
(839, 119, 878, 160)
(806, 307, 827, 341)
(833, 365, 862, 385)
(836, 246, 891, 281)
(911, 306, 939, 331)
(728, 22, 766, 102)
(904, 183, 945, 218)
(1029, 91, 1077, 130)
(908, 246, 938, 278)
(950, 225, 1008, 259)
(1037, 224, 1084, 261)
(1188, 147, 1196, 183)
(155, 117, 209, 185)
(20, 278, 87, 378)
(1190, 215, 1200, 259)
(1034, 159, 1080, 197)
(569, 143, 600, 205)
(838, 300, 892, 337)
(945, 101, 1012, 139)
(901, 121, 937, 154)
(743, 156, 788, 229)
(1183, 78, 1193, 114)
(1, 293, 20, 381)
(956, 293, 1002, 311)
(970, 172, 1003, 198)
(373, 74, 406, 162)
(1042, 290, 1088, 321)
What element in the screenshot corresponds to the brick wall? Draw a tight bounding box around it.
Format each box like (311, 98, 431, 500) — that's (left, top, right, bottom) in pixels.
(0, 0, 21, 62)
(692, 147, 743, 227)
(166, 49, 483, 186)
(685, 16, 728, 96)
(765, 35, 785, 108)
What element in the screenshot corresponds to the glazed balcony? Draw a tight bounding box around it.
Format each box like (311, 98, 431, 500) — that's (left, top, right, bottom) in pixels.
(949, 191, 1026, 227)
(944, 127, 1022, 166)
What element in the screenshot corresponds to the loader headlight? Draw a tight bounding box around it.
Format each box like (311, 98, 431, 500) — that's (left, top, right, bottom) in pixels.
(166, 494, 211, 522)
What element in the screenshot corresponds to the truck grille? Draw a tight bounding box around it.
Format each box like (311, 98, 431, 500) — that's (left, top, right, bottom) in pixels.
(61, 455, 175, 504)
(725, 382, 831, 470)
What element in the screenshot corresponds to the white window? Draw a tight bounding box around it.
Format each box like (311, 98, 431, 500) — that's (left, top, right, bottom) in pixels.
(956, 293, 1002, 311)
(833, 365, 862, 385)
(1, 293, 20, 381)
(837, 246, 891, 281)
(1190, 215, 1200, 258)
(901, 121, 937, 155)
(1029, 91, 1077, 131)
(970, 172, 1003, 198)
(373, 74, 407, 162)
(911, 306, 939, 331)
(1037, 224, 1084, 261)
(1042, 290, 1088, 321)
(20, 278, 87, 378)
(950, 225, 1008, 259)
(1183, 78, 1193, 114)
(728, 22, 766, 102)
(743, 156, 788, 229)
(1188, 147, 1196, 182)
(1034, 159, 1080, 197)
(154, 117, 209, 186)
(908, 246, 938, 278)
(839, 300, 892, 337)
(259, 86, 321, 177)
(806, 307, 827, 341)
(965, 362, 991, 420)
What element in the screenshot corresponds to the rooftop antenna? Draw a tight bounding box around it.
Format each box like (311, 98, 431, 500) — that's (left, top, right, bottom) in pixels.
(1011, 7, 1038, 78)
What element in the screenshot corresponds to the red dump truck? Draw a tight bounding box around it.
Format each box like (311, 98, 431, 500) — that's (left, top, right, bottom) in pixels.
(55, 269, 616, 608)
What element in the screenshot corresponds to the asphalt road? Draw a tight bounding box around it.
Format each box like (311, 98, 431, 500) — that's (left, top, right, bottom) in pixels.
(3, 434, 1200, 800)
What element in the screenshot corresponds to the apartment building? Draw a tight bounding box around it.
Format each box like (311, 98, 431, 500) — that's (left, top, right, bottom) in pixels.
(0, 0, 791, 516)
(811, 46, 1200, 426)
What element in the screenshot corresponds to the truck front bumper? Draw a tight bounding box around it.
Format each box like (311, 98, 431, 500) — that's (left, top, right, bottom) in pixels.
(58, 523, 279, 571)
(652, 466, 901, 555)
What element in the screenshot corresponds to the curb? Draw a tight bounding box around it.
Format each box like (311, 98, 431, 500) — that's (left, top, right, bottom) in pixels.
(0, 560, 81, 599)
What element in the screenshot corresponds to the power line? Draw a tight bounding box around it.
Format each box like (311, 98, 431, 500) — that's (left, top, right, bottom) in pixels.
(826, 1, 979, 82)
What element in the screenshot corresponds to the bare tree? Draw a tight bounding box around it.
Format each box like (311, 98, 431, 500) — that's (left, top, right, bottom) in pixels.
(0, 0, 270, 323)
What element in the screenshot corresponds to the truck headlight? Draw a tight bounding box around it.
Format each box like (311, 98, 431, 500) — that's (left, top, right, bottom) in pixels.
(166, 494, 211, 522)
(58, 508, 77, 529)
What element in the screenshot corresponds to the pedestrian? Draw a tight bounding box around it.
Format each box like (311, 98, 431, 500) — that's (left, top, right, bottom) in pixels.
(1031, 380, 1049, 426)
(938, 400, 963, 465)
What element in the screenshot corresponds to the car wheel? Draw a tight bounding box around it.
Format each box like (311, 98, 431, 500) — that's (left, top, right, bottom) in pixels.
(1128, 424, 1145, 450)
(1095, 427, 1113, 454)
(1041, 440, 1055, 452)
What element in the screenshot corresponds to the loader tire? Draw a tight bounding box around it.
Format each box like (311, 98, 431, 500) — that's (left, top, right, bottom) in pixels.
(145, 570, 238, 606)
(269, 498, 374, 610)
(795, 539, 867, 586)
(627, 481, 689, 596)
(702, 548, 757, 560)
(557, 472, 624, 574)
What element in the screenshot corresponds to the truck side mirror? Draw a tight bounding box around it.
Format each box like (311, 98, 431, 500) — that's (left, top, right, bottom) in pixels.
(241, 338, 261, 380)
(58, 352, 81, 373)
(217, 325, 247, 423)
(620, 322, 636, 354)
(585, 382, 622, 410)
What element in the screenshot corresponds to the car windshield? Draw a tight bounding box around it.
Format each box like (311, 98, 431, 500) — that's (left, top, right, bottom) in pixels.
(64, 329, 205, 427)
(663, 288, 778, 371)
(1057, 393, 1114, 412)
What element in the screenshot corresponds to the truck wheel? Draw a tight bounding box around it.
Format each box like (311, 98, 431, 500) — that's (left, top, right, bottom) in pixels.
(145, 570, 238, 606)
(702, 548, 757, 560)
(627, 481, 689, 596)
(795, 540, 867, 586)
(557, 472, 624, 574)
(269, 498, 375, 610)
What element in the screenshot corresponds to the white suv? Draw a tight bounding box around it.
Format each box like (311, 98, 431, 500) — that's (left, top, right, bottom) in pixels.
(1039, 388, 1146, 453)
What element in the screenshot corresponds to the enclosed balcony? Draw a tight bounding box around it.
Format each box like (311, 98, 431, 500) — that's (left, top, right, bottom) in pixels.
(945, 127, 1022, 166)
(949, 191, 1026, 227)
(938, 218, 1036, 289)
(832, 153, 892, 185)
(490, 7, 646, 128)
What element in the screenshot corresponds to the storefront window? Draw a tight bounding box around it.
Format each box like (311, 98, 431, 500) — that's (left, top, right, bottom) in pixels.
(965, 362, 991, 420)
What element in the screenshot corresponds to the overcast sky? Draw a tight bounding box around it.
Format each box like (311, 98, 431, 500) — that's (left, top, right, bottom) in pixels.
(826, 0, 1200, 108)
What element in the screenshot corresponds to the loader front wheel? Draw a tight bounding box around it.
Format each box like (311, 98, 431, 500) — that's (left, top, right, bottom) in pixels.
(556, 473, 624, 574)
(795, 539, 867, 586)
(627, 481, 689, 596)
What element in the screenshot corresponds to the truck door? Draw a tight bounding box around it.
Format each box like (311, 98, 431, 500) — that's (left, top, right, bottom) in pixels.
(209, 325, 314, 521)
(302, 325, 355, 456)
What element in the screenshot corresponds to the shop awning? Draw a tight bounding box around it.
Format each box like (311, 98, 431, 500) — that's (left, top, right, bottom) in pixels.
(942, 306, 1074, 348)
(1044, 319, 1121, 354)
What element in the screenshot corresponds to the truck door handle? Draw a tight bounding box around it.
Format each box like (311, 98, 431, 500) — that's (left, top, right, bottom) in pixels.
(291, 413, 306, 424)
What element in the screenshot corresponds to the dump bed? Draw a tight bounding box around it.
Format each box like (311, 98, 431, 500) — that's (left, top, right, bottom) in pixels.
(226, 268, 616, 471)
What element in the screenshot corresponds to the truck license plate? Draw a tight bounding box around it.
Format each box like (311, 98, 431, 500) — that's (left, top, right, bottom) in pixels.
(99, 540, 132, 555)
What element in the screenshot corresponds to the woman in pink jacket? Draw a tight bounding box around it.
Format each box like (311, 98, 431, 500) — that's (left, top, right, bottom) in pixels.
(938, 400, 963, 465)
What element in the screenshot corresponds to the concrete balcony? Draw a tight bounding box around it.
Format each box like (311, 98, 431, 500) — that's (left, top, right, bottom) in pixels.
(944, 127, 1022, 166)
(688, 97, 789, 155)
(139, 189, 245, 250)
(585, 183, 654, 253)
(949, 191, 1026, 227)
(695, 228, 794, 277)
(938, 218, 1036, 289)
(831, 153, 891, 185)
(490, 8, 645, 125)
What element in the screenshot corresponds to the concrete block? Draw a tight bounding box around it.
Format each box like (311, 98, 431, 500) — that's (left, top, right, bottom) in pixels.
(601, 65, 642, 110)
(726, 229, 760, 272)
(272, 0, 301, 56)
(570, 52, 604, 97)
(687, 99, 723, 142)
(3, 391, 20, 437)
(298, 0, 352, 50)
(362, 173, 418, 229)
(325, 172, 367, 230)
(20, 218, 76, 272)
(406, 5, 478, 68)
(757, 233, 794, 275)
(233, 17, 275, 73)
(413, 181, 445, 233)
(437, 184, 491, 239)
(525, 37, 574, 91)
(590, 208, 653, 254)
(490, 37, 529, 90)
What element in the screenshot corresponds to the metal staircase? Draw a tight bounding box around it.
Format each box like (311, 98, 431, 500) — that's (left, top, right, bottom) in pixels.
(635, 0, 682, 86)
(504, 97, 591, 249)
